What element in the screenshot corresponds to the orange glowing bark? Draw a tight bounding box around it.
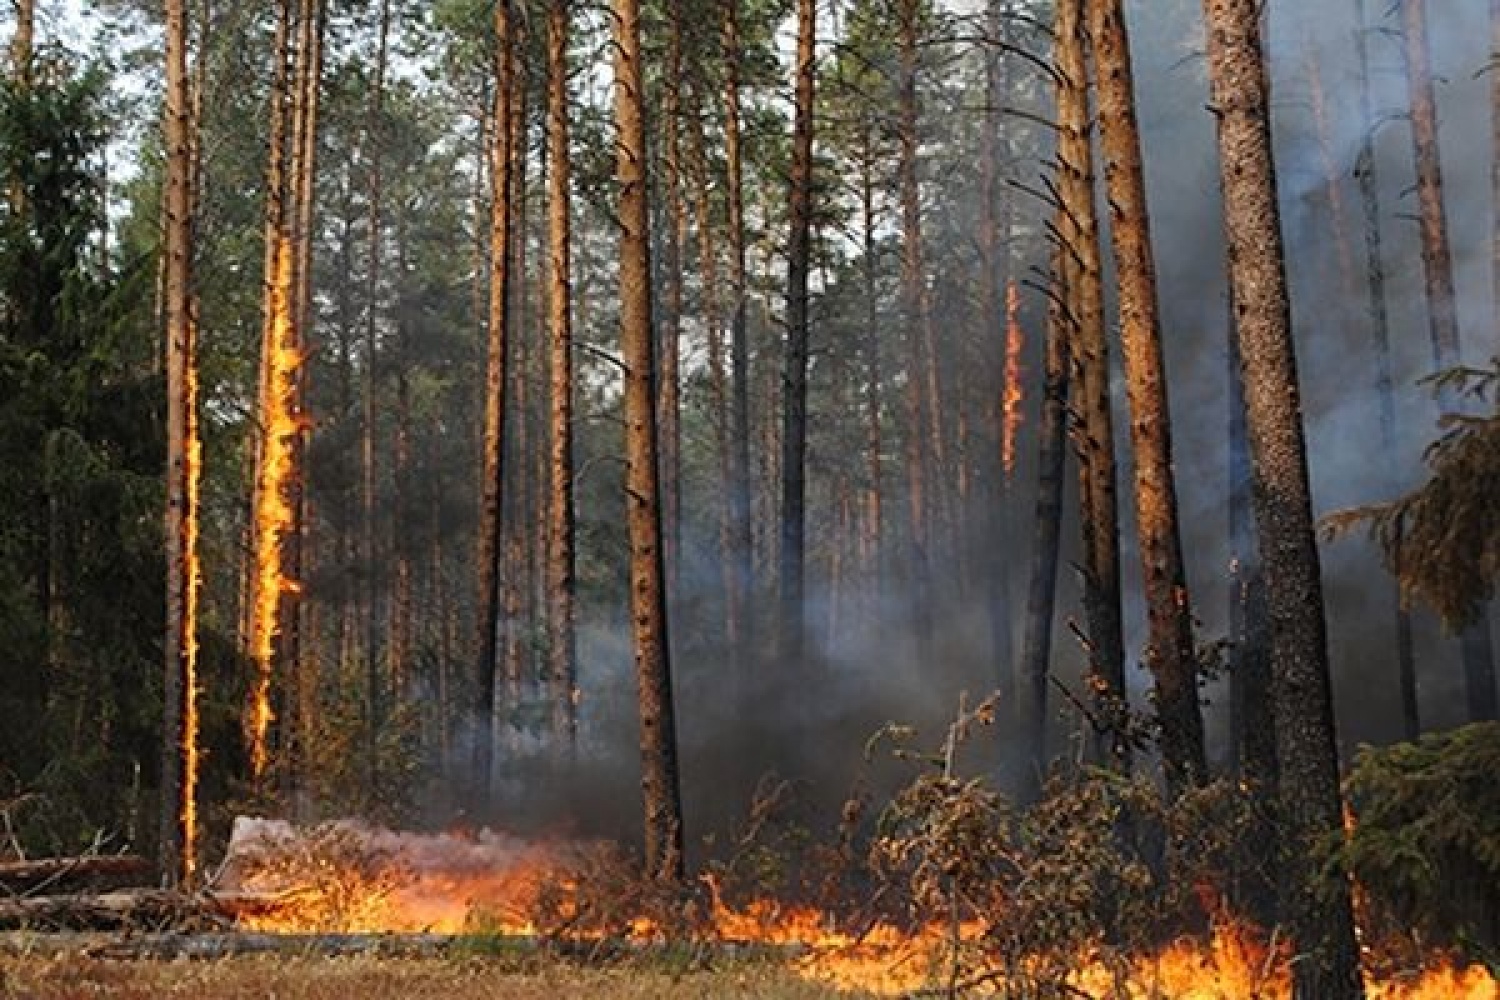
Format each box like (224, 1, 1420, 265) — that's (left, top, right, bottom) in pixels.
(1000, 281, 1024, 478)
(247, 246, 303, 780)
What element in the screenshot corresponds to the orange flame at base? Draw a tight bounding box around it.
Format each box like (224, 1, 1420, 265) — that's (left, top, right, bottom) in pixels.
(180, 310, 202, 880)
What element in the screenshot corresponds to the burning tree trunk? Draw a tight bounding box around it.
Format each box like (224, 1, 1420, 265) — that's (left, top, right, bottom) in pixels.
(1200, 2, 1365, 995)
(160, 0, 200, 887)
(780, 0, 815, 662)
(721, 0, 753, 663)
(613, 0, 686, 882)
(475, 0, 516, 806)
(1401, 0, 1498, 724)
(1354, 0, 1418, 739)
(1087, 0, 1204, 789)
(245, 0, 323, 789)
(1056, 0, 1126, 768)
(545, 0, 578, 747)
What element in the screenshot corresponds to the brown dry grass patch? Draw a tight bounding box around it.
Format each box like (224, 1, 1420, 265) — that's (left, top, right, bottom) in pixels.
(0, 953, 868, 999)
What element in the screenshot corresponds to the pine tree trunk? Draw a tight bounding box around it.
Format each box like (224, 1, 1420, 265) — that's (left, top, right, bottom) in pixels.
(9, 0, 31, 80)
(979, 0, 1012, 682)
(897, 0, 934, 647)
(721, 0, 753, 659)
(1088, 0, 1204, 788)
(545, 0, 579, 747)
(1401, 0, 1498, 724)
(1354, 0, 1418, 739)
(1057, 0, 1126, 768)
(659, 0, 684, 598)
(361, 0, 391, 804)
(1019, 246, 1071, 800)
(475, 0, 516, 808)
(780, 0, 815, 662)
(160, 0, 199, 888)
(1200, 3, 1365, 995)
(614, 0, 685, 883)
(858, 123, 883, 601)
(502, 72, 531, 748)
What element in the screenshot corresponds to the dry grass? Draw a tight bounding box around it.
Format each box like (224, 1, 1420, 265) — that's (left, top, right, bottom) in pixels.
(0, 952, 869, 999)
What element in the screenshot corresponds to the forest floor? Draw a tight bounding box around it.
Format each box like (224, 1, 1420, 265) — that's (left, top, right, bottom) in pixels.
(0, 952, 868, 999)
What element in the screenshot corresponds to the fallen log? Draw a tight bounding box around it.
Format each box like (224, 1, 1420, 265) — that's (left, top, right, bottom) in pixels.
(0, 855, 152, 894)
(0, 889, 231, 931)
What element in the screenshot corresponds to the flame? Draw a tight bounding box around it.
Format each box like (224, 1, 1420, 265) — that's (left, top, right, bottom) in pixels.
(245, 244, 302, 779)
(1001, 280, 1024, 477)
(218, 820, 1497, 1000)
(181, 308, 202, 879)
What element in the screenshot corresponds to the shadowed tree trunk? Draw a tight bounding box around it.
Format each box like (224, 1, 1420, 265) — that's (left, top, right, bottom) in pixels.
(1057, 0, 1125, 769)
(659, 0, 684, 596)
(545, 0, 578, 747)
(614, 0, 685, 883)
(1401, 0, 1498, 724)
(1200, 2, 1365, 995)
(781, 0, 815, 662)
(160, 0, 199, 888)
(1353, 0, 1418, 739)
(897, 0, 935, 648)
(1088, 0, 1204, 788)
(721, 0, 753, 662)
(474, 0, 515, 809)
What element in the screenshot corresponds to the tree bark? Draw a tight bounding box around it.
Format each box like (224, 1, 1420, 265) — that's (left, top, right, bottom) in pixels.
(475, 0, 516, 809)
(9, 0, 31, 80)
(780, 0, 815, 662)
(1056, 0, 1126, 769)
(614, 0, 685, 883)
(1088, 0, 1204, 788)
(721, 0, 753, 659)
(1353, 0, 1418, 739)
(545, 0, 579, 747)
(160, 0, 199, 888)
(1200, 2, 1365, 995)
(1401, 0, 1498, 724)
(1018, 251, 1070, 800)
(897, 0, 935, 647)
(658, 0, 685, 597)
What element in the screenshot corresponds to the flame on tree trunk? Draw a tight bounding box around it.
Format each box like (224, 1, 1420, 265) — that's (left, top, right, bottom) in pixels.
(1000, 282, 1023, 478)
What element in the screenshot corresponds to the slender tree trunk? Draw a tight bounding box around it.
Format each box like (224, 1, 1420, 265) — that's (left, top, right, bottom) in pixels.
(721, 0, 753, 659)
(9, 0, 31, 80)
(780, 0, 815, 662)
(160, 0, 199, 888)
(897, 0, 934, 647)
(858, 123, 883, 600)
(1354, 0, 1418, 739)
(501, 71, 531, 747)
(659, 0, 685, 597)
(361, 0, 391, 805)
(1401, 0, 1498, 723)
(1088, 0, 1204, 788)
(1201, 3, 1364, 995)
(614, 0, 685, 883)
(545, 0, 579, 747)
(475, 0, 516, 808)
(1056, 0, 1126, 769)
(979, 0, 1013, 682)
(1019, 252, 1070, 800)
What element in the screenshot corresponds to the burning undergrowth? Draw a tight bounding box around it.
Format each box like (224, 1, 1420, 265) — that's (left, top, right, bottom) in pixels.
(208, 726, 1500, 998)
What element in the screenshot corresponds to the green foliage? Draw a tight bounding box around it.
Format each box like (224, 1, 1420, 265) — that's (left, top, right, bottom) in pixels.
(1325, 722, 1500, 970)
(1325, 367, 1500, 630)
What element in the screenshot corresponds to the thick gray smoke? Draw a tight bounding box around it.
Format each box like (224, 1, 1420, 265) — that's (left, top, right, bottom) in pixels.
(445, 0, 1498, 860)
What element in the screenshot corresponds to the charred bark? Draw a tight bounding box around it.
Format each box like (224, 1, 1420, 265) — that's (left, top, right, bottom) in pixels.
(1201, 2, 1365, 995)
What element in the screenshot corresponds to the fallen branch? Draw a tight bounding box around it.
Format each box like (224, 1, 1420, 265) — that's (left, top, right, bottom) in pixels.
(0, 855, 152, 895)
(0, 889, 231, 931)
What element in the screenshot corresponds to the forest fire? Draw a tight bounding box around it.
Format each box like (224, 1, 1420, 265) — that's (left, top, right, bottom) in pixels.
(1000, 280, 1024, 477)
(180, 312, 203, 879)
(215, 820, 1497, 999)
(245, 248, 303, 780)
